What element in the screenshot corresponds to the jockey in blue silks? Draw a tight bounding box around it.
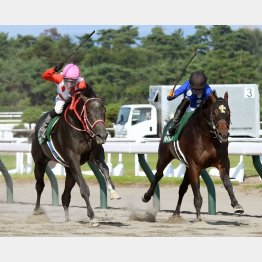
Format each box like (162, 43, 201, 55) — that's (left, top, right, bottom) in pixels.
(167, 71, 212, 136)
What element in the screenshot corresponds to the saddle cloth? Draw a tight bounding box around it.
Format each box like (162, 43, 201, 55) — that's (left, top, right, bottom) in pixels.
(163, 111, 194, 143)
(38, 116, 68, 166)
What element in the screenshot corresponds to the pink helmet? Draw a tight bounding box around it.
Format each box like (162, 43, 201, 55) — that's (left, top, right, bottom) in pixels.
(62, 63, 80, 80)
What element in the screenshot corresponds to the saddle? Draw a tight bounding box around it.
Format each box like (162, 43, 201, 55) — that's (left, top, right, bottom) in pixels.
(163, 112, 194, 143)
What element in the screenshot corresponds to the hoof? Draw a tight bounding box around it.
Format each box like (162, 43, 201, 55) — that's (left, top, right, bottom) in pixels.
(33, 208, 43, 215)
(110, 190, 121, 200)
(234, 204, 244, 214)
(142, 194, 151, 203)
(192, 217, 203, 223)
(90, 219, 100, 227)
(173, 211, 180, 217)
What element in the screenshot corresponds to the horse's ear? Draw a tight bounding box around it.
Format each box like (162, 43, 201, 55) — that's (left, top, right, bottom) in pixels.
(210, 90, 217, 103)
(224, 91, 229, 102)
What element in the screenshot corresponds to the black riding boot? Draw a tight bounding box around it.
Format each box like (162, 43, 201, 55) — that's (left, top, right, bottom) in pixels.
(39, 109, 57, 140)
(168, 98, 190, 136)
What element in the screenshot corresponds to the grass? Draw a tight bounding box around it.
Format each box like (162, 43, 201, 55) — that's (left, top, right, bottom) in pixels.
(0, 152, 260, 187)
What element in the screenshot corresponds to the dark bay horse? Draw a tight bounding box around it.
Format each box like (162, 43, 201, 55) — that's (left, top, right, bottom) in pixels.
(30, 87, 120, 226)
(142, 90, 244, 220)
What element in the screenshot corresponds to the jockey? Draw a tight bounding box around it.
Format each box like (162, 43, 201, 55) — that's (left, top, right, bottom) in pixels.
(167, 71, 212, 136)
(39, 63, 87, 140)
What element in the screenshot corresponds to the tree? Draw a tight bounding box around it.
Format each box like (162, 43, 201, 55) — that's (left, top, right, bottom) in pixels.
(22, 107, 43, 129)
(96, 26, 139, 49)
(105, 103, 121, 127)
(186, 25, 211, 54)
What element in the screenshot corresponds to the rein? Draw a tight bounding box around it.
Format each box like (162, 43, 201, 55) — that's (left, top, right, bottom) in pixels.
(64, 93, 105, 138)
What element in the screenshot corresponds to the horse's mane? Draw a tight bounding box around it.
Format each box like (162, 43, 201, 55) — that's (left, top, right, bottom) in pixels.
(194, 90, 229, 118)
(195, 90, 218, 113)
(62, 83, 97, 113)
(81, 83, 97, 98)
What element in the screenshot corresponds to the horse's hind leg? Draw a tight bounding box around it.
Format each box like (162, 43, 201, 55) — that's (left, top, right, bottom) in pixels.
(218, 159, 244, 214)
(62, 167, 76, 221)
(34, 160, 48, 215)
(173, 168, 190, 217)
(142, 147, 173, 203)
(91, 158, 121, 200)
(91, 146, 121, 200)
(67, 156, 98, 226)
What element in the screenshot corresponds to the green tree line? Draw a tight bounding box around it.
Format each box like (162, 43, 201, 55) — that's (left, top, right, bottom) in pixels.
(0, 25, 262, 126)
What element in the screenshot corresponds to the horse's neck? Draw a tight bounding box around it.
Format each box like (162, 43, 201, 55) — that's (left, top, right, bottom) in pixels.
(191, 109, 211, 137)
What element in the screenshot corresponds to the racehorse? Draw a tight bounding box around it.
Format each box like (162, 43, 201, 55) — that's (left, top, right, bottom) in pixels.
(30, 87, 120, 226)
(142, 90, 244, 220)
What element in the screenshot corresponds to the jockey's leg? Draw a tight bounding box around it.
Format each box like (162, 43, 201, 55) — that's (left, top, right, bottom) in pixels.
(39, 111, 53, 140)
(168, 98, 190, 136)
(39, 99, 64, 140)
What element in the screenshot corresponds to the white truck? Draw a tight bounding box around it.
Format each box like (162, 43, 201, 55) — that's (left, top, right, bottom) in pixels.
(114, 84, 260, 139)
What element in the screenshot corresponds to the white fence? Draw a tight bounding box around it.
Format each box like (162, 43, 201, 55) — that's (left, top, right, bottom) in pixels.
(1, 137, 262, 182)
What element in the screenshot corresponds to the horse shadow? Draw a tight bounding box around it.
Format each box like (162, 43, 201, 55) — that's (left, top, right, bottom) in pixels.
(160, 209, 262, 226)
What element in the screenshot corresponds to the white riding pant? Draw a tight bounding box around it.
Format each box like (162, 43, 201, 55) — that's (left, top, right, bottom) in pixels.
(54, 96, 66, 114)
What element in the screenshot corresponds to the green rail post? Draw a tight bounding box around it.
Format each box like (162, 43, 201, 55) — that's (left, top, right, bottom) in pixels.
(87, 161, 107, 209)
(0, 158, 13, 203)
(200, 170, 216, 215)
(137, 154, 160, 212)
(252, 155, 262, 179)
(45, 165, 59, 206)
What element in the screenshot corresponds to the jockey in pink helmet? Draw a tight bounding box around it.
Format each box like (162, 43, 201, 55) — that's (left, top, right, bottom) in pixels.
(39, 63, 87, 141)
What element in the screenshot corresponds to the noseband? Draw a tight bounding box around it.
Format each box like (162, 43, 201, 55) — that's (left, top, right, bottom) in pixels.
(64, 94, 105, 138)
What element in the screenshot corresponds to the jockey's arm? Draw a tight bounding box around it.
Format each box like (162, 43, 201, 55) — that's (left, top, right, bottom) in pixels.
(167, 80, 189, 101)
(42, 67, 63, 84)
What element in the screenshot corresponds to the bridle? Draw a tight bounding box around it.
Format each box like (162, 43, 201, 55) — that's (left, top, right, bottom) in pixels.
(64, 93, 105, 139)
(201, 99, 230, 143)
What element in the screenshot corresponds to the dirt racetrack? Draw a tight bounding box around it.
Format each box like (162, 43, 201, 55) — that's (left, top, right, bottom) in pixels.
(0, 177, 262, 237)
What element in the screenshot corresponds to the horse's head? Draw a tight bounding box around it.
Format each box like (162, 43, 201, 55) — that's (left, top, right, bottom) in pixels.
(80, 95, 108, 144)
(65, 92, 108, 144)
(201, 90, 231, 143)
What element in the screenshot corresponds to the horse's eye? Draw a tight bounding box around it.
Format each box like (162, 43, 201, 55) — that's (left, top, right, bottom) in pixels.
(213, 109, 218, 116)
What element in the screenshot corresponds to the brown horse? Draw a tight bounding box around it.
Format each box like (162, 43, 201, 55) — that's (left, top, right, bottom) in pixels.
(142, 90, 244, 219)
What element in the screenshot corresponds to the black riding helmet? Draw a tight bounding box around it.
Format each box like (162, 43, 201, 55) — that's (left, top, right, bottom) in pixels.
(189, 71, 207, 89)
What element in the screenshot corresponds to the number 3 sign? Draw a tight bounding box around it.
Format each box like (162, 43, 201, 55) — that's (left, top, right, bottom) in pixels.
(244, 87, 255, 98)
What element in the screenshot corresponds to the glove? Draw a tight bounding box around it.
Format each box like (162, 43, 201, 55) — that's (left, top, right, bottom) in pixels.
(168, 89, 174, 98)
(54, 63, 64, 72)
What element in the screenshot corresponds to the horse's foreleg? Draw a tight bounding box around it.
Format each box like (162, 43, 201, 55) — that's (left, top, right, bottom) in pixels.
(142, 170, 163, 203)
(173, 168, 190, 216)
(68, 157, 97, 226)
(218, 160, 244, 214)
(33, 160, 48, 215)
(62, 168, 76, 221)
(189, 167, 202, 220)
(143, 151, 173, 203)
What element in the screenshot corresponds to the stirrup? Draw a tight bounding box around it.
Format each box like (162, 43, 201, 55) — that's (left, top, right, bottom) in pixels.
(168, 123, 179, 136)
